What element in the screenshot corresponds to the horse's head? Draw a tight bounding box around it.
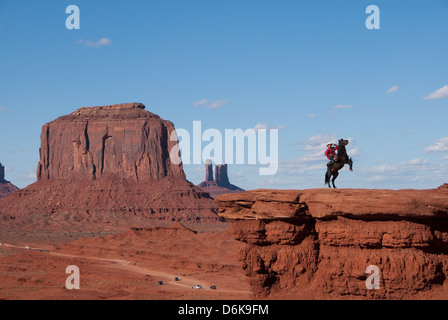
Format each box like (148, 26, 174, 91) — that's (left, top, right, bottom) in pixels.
(338, 139, 349, 147)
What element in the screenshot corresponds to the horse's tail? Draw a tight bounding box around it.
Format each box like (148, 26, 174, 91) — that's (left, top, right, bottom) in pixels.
(325, 168, 331, 186)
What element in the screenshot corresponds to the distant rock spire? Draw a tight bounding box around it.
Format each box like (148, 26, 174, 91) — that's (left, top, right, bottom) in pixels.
(0, 162, 19, 199)
(215, 164, 230, 187)
(205, 159, 214, 182)
(0, 162, 4, 181)
(197, 161, 244, 198)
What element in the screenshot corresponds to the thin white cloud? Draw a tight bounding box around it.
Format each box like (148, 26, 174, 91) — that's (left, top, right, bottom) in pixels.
(193, 99, 208, 106)
(301, 135, 336, 160)
(347, 147, 359, 157)
(334, 104, 353, 110)
(371, 164, 398, 173)
(363, 157, 445, 186)
(208, 100, 228, 109)
(301, 134, 338, 148)
(254, 123, 287, 132)
(0, 105, 5, 112)
(308, 114, 317, 119)
(193, 99, 228, 109)
(77, 38, 112, 47)
(386, 85, 399, 94)
(423, 85, 448, 100)
(301, 134, 357, 153)
(279, 157, 325, 175)
(367, 175, 387, 182)
(400, 158, 429, 166)
(253, 123, 269, 130)
(424, 137, 448, 153)
(15, 170, 37, 185)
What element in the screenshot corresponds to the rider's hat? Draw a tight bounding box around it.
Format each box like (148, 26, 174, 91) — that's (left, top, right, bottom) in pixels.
(327, 143, 333, 147)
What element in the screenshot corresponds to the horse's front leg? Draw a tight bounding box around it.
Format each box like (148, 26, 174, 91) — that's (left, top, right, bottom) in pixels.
(348, 159, 353, 172)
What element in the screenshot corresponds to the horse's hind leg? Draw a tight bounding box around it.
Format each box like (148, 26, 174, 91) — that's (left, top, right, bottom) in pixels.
(332, 171, 339, 189)
(325, 168, 332, 188)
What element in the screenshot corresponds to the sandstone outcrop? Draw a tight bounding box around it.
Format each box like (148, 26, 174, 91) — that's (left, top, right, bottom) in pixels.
(197, 161, 244, 198)
(0, 103, 219, 229)
(0, 162, 19, 199)
(37, 103, 184, 182)
(216, 187, 448, 299)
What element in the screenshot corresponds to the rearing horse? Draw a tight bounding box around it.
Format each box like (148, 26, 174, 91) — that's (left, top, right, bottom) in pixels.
(325, 139, 353, 189)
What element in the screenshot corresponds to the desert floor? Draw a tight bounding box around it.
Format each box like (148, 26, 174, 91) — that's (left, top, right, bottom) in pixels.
(0, 221, 252, 300)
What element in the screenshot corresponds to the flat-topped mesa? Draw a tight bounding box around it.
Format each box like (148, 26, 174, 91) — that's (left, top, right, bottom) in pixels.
(37, 103, 184, 182)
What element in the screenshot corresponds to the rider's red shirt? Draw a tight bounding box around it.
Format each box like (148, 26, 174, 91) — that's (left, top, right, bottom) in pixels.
(325, 146, 338, 159)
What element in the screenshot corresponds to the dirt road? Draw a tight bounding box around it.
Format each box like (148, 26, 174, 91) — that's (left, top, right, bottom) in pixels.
(0, 242, 249, 294)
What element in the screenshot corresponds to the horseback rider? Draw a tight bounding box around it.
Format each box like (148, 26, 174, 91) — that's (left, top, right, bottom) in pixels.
(325, 143, 338, 163)
(324, 139, 353, 189)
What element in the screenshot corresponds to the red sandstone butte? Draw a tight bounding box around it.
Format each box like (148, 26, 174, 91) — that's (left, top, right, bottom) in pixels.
(0, 103, 219, 230)
(37, 103, 184, 181)
(215, 187, 448, 299)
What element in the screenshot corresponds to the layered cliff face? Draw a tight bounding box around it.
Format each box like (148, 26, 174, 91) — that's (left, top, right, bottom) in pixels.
(37, 103, 184, 182)
(0, 103, 219, 229)
(216, 185, 448, 299)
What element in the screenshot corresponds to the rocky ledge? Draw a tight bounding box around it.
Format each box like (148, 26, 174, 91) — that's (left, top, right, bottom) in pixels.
(215, 185, 448, 299)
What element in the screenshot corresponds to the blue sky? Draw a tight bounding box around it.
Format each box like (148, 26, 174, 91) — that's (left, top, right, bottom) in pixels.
(1, 0, 447, 190)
